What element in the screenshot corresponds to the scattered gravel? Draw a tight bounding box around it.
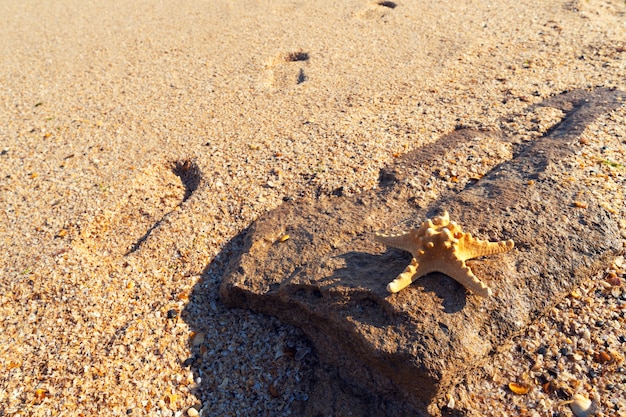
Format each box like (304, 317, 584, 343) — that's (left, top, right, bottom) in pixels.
(447, 107, 626, 416)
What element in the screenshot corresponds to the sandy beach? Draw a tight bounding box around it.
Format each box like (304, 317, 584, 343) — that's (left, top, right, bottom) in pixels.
(1, 0, 625, 415)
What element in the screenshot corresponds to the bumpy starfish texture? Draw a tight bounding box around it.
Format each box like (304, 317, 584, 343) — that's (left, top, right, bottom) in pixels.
(375, 211, 514, 297)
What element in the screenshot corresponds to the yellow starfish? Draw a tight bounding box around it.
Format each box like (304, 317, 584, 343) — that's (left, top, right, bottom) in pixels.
(375, 211, 514, 297)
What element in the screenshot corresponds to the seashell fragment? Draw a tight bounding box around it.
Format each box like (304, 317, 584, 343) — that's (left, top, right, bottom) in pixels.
(295, 346, 311, 361)
(191, 332, 205, 347)
(34, 388, 49, 401)
(508, 382, 530, 395)
(570, 394, 594, 417)
(593, 350, 612, 364)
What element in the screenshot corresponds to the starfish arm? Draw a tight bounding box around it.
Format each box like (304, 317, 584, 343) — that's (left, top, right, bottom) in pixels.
(387, 258, 418, 293)
(375, 232, 418, 257)
(437, 259, 493, 297)
(458, 234, 514, 261)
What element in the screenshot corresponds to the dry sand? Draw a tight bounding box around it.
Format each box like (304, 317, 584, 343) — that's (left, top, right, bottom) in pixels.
(1, 0, 625, 416)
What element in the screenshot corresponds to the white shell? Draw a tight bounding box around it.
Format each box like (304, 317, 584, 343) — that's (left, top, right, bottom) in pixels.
(570, 394, 593, 417)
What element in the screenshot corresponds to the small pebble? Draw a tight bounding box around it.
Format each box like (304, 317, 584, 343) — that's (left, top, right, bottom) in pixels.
(187, 407, 199, 417)
(167, 309, 178, 319)
(537, 346, 547, 355)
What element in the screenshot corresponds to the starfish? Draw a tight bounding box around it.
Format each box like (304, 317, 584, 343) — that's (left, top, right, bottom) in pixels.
(375, 211, 514, 297)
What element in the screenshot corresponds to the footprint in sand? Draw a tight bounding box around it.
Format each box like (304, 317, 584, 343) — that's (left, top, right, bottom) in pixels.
(356, 1, 398, 20)
(72, 160, 201, 258)
(263, 51, 310, 90)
